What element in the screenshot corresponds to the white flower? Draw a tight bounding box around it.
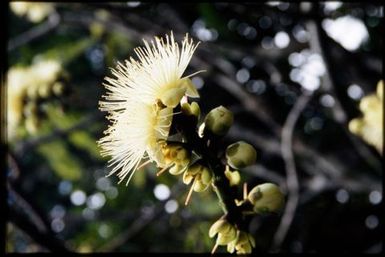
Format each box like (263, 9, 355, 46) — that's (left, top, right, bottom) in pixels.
(99, 32, 202, 185)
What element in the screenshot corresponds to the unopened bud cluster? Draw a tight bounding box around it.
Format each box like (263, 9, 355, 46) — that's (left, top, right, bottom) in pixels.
(7, 60, 67, 139)
(209, 217, 255, 254)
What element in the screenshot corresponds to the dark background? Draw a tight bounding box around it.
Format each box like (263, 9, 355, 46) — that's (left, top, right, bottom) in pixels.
(4, 2, 383, 253)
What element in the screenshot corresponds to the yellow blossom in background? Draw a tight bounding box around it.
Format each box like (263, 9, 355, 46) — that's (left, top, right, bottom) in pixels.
(98, 32, 202, 185)
(7, 59, 62, 139)
(10, 2, 54, 23)
(349, 80, 383, 154)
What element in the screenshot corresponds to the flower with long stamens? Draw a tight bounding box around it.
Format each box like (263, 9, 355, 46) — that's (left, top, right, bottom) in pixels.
(98, 32, 202, 185)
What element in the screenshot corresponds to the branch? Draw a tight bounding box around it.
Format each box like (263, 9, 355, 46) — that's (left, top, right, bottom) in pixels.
(13, 111, 103, 157)
(8, 12, 60, 52)
(9, 206, 71, 252)
(271, 90, 313, 251)
(307, 12, 381, 173)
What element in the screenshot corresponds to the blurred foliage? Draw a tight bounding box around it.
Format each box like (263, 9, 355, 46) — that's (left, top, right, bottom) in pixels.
(5, 2, 383, 254)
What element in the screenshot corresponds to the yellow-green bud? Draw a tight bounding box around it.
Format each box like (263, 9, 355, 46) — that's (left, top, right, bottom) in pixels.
(201, 168, 212, 185)
(193, 179, 208, 192)
(38, 83, 52, 98)
(248, 183, 284, 213)
(217, 228, 237, 245)
(359, 95, 379, 113)
(52, 82, 64, 96)
(183, 163, 202, 184)
(204, 106, 233, 136)
(226, 141, 257, 169)
(169, 163, 188, 175)
(348, 118, 362, 134)
(209, 219, 230, 238)
(25, 115, 39, 134)
(23, 102, 37, 117)
(234, 232, 251, 254)
(181, 101, 200, 118)
(225, 170, 241, 186)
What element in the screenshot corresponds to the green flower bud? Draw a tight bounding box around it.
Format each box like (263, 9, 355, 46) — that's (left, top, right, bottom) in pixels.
(227, 239, 236, 253)
(229, 231, 255, 254)
(209, 219, 230, 238)
(52, 82, 65, 96)
(225, 169, 241, 186)
(38, 83, 52, 98)
(25, 115, 39, 134)
(348, 118, 362, 134)
(190, 102, 200, 117)
(217, 229, 237, 246)
(226, 141, 257, 169)
(181, 101, 200, 118)
(23, 102, 37, 117)
(193, 179, 209, 192)
(248, 183, 284, 213)
(200, 167, 212, 185)
(204, 106, 233, 136)
(182, 171, 194, 185)
(359, 95, 379, 113)
(236, 242, 252, 254)
(169, 163, 188, 175)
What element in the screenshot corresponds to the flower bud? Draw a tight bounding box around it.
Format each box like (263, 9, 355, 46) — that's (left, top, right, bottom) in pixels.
(226, 141, 257, 169)
(248, 183, 284, 213)
(234, 231, 253, 254)
(193, 179, 208, 192)
(209, 219, 231, 238)
(200, 168, 212, 185)
(359, 95, 379, 113)
(169, 163, 188, 175)
(227, 230, 255, 254)
(25, 115, 39, 134)
(225, 170, 241, 186)
(216, 228, 237, 245)
(181, 101, 200, 118)
(52, 82, 65, 96)
(348, 118, 362, 134)
(204, 106, 233, 136)
(38, 83, 52, 98)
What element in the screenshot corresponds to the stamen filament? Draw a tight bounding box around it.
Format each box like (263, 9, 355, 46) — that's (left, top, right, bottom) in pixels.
(185, 177, 197, 206)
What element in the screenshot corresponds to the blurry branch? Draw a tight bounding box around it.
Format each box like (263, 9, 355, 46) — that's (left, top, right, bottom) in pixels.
(7, 153, 71, 252)
(8, 183, 48, 234)
(98, 183, 185, 252)
(305, 20, 347, 123)
(305, 9, 381, 173)
(8, 12, 60, 52)
(98, 204, 165, 252)
(9, 207, 71, 252)
(213, 73, 282, 135)
(228, 124, 281, 155)
(271, 90, 313, 252)
(61, 11, 149, 42)
(14, 111, 103, 157)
